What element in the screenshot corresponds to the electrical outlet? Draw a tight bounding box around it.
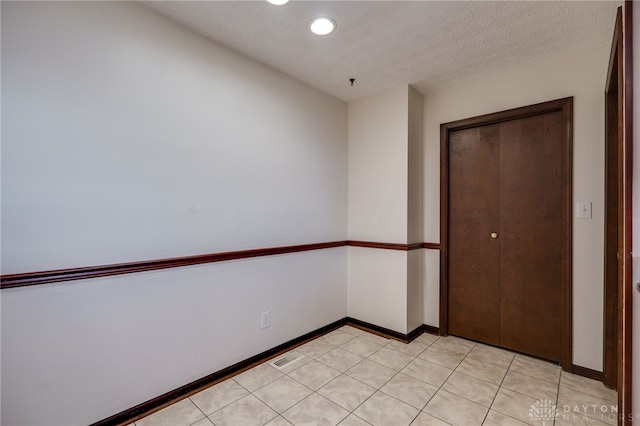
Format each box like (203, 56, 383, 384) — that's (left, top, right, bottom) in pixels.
(261, 311, 271, 329)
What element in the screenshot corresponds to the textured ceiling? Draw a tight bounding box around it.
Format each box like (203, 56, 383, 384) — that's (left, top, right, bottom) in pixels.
(143, 1, 620, 102)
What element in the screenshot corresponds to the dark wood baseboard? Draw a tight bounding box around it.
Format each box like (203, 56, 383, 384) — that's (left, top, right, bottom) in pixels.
(407, 324, 426, 341)
(346, 317, 424, 343)
(422, 324, 440, 336)
(91, 318, 349, 426)
(572, 365, 604, 382)
(92, 318, 437, 425)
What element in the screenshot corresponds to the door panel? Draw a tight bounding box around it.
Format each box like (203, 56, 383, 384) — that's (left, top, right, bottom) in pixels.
(448, 125, 501, 345)
(498, 112, 563, 361)
(447, 110, 565, 362)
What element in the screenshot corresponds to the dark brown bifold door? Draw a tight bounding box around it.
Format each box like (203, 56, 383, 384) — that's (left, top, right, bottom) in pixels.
(447, 110, 564, 362)
(448, 124, 501, 346)
(498, 112, 563, 362)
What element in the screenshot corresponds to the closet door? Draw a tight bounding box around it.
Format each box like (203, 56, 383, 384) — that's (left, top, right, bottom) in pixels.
(448, 124, 501, 345)
(499, 112, 563, 361)
(446, 109, 565, 363)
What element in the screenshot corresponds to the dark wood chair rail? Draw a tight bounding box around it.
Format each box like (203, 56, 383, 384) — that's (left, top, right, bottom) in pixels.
(1, 240, 441, 289)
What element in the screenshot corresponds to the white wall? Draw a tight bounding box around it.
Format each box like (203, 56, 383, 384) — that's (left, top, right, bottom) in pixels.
(407, 87, 424, 331)
(347, 85, 424, 334)
(408, 86, 424, 244)
(423, 249, 440, 327)
(347, 86, 409, 333)
(423, 44, 611, 371)
(348, 86, 408, 243)
(632, 0, 639, 419)
(347, 247, 407, 332)
(407, 249, 424, 332)
(1, 1, 347, 273)
(1, 2, 347, 425)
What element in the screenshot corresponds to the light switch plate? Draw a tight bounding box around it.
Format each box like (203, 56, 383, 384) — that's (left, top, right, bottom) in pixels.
(576, 202, 592, 219)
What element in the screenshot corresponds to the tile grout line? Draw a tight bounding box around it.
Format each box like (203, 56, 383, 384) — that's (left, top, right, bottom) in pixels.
(295, 329, 390, 425)
(392, 335, 461, 425)
(424, 342, 559, 425)
(554, 370, 562, 426)
(326, 330, 375, 401)
(508, 355, 563, 385)
(410, 336, 460, 425)
(366, 335, 439, 425)
(249, 374, 315, 424)
(481, 350, 517, 425)
(422, 340, 478, 426)
(493, 367, 564, 424)
(186, 396, 209, 426)
(281, 329, 368, 424)
(317, 330, 441, 425)
(347, 336, 430, 425)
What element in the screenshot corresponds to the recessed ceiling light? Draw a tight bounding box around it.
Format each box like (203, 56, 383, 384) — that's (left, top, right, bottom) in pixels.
(267, 0, 289, 5)
(309, 17, 336, 36)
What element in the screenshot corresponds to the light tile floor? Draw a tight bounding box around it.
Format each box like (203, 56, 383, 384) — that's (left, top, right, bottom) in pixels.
(131, 326, 618, 426)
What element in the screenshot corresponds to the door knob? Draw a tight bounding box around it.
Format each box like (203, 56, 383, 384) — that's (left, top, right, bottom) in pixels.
(491, 232, 498, 239)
